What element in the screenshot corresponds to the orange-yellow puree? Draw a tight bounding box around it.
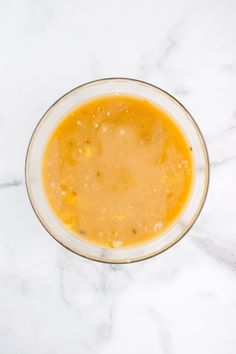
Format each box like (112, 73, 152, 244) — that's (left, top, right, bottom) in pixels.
(42, 94, 194, 248)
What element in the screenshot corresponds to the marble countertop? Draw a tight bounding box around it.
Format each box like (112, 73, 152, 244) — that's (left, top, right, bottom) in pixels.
(1, 1, 236, 353)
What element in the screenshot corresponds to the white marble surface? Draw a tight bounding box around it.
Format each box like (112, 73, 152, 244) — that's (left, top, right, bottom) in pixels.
(1, 0, 236, 353)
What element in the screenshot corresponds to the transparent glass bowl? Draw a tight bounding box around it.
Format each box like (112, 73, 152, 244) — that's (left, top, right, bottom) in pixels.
(25, 78, 209, 263)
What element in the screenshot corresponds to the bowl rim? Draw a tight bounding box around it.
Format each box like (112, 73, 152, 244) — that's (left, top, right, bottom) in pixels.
(25, 77, 210, 264)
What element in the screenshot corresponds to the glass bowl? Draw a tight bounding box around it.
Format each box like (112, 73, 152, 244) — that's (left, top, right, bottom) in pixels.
(25, 78, 209, 263)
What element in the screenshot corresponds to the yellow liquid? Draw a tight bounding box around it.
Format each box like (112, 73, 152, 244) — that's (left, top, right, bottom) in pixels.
(42, 95, 194, 248)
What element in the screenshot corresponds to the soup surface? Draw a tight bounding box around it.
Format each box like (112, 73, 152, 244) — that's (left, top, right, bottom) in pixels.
(42, 94, 194, 248)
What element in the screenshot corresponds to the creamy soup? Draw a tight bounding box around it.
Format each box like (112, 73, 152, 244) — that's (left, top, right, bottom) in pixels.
(42, 94, 194, 248)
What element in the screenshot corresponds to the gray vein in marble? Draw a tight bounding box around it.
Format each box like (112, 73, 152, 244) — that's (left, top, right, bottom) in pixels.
(171, 86, 190, 96)
(157, 36, 177, 69)
(96, 303, 113, 340)
(0, 328, 10, 338)
(95, 264, 132, 295)
(95, 266, 109, 295)
(217, 116, 236, 138)
(26, 0, 57, 36)
(57, 253, 72, 307)
(0, 179, 23, 189)
(57, 251, 93, 307)
(208, 114, 236, 168)
(210, 154, 236, 168)
(110, 264, 133, 282)
(205, 114, 236, 168)
(147, 306, 172, 354)
(222, 124, 236, 135)
(191, 235, 236, 273)
(19, 278, 31, 296)
(89, 55, 101, 80)
(156, 13, 189, 69)
(58, 256, 91, 307)
(57, 249, 132, 309)
(196, 291, 216, 298)
(220, 62, 236, 74)
(137, 55, 150, 79)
